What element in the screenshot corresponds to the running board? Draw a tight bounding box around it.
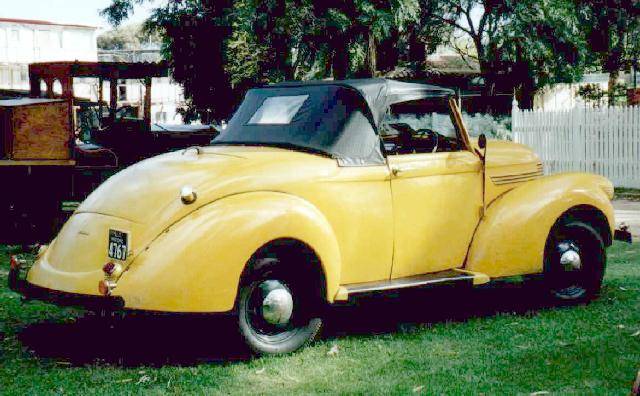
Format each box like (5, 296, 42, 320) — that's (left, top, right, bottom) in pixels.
(334, 269, 490, 301)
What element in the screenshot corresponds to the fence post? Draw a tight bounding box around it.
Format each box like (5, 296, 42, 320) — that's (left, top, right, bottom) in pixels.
(511, 96, 520, 142)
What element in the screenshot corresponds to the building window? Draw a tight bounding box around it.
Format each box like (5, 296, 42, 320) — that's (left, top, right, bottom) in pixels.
(10, 29, 19, 43)
(11, 69, 21, 86)
(118, 85, 127, 101)
(0, 68, 9, 86)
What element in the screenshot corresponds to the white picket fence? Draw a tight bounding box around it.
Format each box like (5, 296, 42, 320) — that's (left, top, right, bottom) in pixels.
(512, 102, 640, 188)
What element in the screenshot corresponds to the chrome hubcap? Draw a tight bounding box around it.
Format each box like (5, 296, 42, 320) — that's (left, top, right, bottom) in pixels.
(553, 240, 586, 299)
(560, 249, 581, 271)
(260, 280, 293, 326)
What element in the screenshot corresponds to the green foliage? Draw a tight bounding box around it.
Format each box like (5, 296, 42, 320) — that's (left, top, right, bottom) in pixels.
(577, 82, 629, 107)
(574, 0, 640, 105)
(576, 0, 640, 74)
(99, 0, 604, 116)
(101, 0, 448, 119)
(97, 23, 161, 50)
(501, 0, 589, 87)
(426, 0, 589, 107)
(577, 83, 607, 106)
(1, 243, 640, 393)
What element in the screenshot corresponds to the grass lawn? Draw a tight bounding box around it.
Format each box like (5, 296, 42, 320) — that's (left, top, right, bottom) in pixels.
(1, 243, 639, 395)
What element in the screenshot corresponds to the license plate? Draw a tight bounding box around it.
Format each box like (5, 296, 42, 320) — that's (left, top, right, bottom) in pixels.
(108, 229, 129, 261)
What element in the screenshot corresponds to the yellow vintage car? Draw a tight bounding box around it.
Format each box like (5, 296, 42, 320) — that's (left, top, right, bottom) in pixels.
(9, 78, 631, 355)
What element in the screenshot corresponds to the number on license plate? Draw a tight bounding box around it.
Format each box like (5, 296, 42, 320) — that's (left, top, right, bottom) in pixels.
(108, 229, 129, 261)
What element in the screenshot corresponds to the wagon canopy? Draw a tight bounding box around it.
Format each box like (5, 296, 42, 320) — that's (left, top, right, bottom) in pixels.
(212, 78, 454, 166)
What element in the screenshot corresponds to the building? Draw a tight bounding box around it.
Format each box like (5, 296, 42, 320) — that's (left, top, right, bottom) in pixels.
(0, 18, 97, 92)
(0, 18, 185, 124)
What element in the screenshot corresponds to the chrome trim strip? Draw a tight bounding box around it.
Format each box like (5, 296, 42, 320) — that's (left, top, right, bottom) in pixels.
(344, 270, 476, 295)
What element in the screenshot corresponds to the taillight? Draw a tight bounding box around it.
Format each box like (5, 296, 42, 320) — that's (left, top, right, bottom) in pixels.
(98, 279, 117, 296)
(103, 262, 116, 275)
(102, 262, 122, 277)
(9, 255, 21, 270)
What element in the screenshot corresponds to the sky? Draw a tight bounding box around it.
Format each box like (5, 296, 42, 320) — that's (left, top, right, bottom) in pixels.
(0, 0, 161, 30)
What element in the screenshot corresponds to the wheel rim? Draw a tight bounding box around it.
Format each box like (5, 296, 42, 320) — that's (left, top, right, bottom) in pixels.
(243, 279, 304, 344)
(552, 240, 587, 299)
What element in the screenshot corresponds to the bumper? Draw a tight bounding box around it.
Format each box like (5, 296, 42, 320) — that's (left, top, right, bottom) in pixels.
(8, 259, 124, 311)
(614, 224, 633, 244)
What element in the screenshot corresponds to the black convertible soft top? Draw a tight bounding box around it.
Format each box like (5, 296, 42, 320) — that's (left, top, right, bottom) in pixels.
(212, 79, 454, 166)
(272, 79, 454, 127)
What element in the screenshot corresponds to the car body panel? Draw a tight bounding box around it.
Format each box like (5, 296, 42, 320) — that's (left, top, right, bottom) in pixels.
(113, 192, 343, 312)
(466, 172, 615, 277)
(27, 213, 138, 295)
(26, 146, 396, 310)
(387, 150, 482, 278)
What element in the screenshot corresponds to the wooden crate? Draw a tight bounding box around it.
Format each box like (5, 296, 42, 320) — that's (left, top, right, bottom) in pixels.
(0, 98, 72, 160)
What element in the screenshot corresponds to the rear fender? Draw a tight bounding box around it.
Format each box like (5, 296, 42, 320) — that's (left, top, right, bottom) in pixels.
(466, 173, 614, 277)
(113, 191, 341, 312)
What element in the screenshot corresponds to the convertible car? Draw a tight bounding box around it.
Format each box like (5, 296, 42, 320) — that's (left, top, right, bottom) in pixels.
(9, 78, 632, 355)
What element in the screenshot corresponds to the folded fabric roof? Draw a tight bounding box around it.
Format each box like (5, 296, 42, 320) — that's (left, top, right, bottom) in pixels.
(272, 78, 454, 127)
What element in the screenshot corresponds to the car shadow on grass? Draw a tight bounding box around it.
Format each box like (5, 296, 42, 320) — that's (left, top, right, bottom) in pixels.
(322, 283, 554, 339)
(16, 282, 559, 367)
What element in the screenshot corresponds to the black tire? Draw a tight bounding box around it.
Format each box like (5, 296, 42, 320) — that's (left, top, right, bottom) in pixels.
(543, 216, 606, 303)
(237, 257, 323, 355)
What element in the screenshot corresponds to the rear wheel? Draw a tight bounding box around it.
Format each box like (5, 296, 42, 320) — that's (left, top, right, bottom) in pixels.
(237, 257, 323, 355)
(544, 217, 606, 302)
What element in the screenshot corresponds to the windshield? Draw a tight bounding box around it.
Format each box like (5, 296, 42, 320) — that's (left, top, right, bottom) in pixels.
(212, 85, 385, 165)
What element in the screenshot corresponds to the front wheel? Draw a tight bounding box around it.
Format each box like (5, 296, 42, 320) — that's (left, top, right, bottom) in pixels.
(544, 218, 606, 303)
(237, 258, 323, 355)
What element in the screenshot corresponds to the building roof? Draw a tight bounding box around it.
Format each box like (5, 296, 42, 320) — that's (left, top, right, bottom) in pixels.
(0, 18, 96, 30)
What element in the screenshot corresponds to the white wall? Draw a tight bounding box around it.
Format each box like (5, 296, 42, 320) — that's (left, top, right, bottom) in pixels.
(534, 73, 633, 111)
(0, 20, 97, 91)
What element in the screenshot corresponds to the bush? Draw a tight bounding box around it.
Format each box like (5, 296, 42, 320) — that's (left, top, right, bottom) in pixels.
(462, 113, 512, 140)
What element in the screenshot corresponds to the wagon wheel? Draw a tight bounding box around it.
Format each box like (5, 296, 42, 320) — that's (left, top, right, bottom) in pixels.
(237, 257, 323, 355)
(544, 217, 606, 302)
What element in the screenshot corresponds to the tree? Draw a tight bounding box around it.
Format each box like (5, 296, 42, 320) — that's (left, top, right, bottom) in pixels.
(302, 0, 421, 79)
(576, 0, 640, 104)
(426, 0, 589, 109)
(97, 23, 161, 50)
(102, 0, 236, 122)
(500, 0, 589, 108)
(103, 0, 516, 117)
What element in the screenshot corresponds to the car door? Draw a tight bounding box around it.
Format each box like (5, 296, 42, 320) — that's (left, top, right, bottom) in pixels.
(383, 98, 483, 279)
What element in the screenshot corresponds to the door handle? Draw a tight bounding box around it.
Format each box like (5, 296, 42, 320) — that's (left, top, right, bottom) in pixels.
(391, 166, 404, 176)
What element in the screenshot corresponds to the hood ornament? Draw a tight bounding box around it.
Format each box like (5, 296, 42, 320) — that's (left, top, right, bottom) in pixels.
(180, 185, 197, 205)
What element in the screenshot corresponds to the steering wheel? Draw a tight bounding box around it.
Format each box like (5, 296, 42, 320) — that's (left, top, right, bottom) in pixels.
(417, 129, 439, 153)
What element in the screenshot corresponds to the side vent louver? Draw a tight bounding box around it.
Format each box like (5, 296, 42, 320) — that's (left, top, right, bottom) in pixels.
(491, 162, 544, 185)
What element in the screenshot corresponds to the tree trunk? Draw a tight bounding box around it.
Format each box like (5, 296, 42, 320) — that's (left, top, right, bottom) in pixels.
(366, 30, 377, 77)
(408, 29, 426, 65)
(377, 29, 400, 73)
(608, 70, 619, 106)
(331, 37, 349, 80)
(517, 81, 536, 110)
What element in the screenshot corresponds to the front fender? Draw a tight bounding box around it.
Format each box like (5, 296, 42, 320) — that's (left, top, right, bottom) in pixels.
(113, 191, 341, 312)
(466, 173, 615, 278)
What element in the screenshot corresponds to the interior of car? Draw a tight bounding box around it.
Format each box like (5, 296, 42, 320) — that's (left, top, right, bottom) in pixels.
(381, 97, 462, 155)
